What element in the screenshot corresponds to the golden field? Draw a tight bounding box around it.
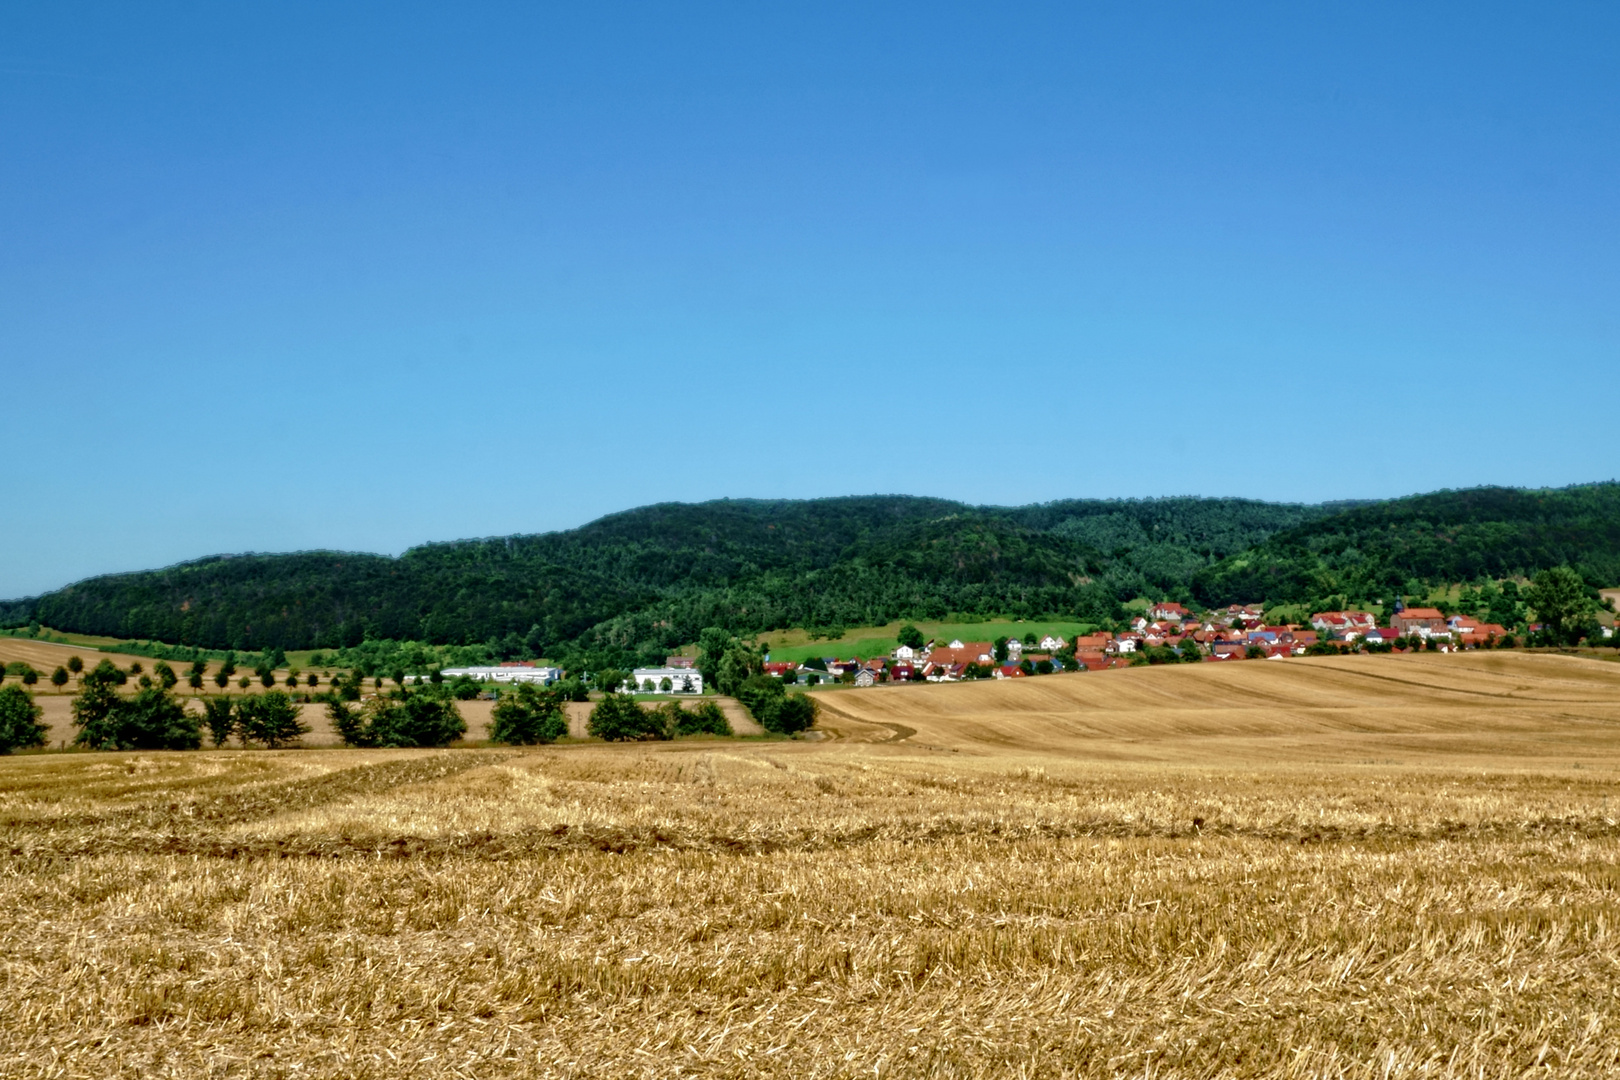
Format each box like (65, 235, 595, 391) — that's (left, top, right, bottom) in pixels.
(4, 651, 1620, 1077)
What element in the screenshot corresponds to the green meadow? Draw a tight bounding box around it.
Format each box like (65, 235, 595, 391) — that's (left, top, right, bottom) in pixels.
(757, 619, 1100, 664)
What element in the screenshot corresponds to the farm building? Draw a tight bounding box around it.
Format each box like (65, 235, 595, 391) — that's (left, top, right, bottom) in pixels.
(440, 664, 564, 684)
(630, 667, 704, 694)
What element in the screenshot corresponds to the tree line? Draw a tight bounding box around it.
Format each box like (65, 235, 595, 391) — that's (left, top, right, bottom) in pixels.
(8, 496, 1332, 663)
(0, 652, 815, 754)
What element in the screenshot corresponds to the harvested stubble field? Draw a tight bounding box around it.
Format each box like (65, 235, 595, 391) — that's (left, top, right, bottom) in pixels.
(4, 652, 1620, 1078)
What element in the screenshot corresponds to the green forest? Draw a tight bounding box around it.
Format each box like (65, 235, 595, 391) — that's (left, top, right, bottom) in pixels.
(1192, 484, 1620, 611)
(3, 485, 1615, 670)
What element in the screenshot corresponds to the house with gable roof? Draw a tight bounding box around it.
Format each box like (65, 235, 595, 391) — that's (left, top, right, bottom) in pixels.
(1391, 607, 1450, 637)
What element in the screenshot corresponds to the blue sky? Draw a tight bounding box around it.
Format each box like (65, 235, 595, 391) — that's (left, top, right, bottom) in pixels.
(2, 2, 1616, 597)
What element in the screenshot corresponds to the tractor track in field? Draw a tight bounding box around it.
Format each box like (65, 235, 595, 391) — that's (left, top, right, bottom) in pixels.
(12, 813, 1620, 865)
(1, 751, 518, 836)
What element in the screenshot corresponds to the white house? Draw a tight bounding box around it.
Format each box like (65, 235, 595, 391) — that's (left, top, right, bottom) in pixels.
(630, 667, 704, 694)
(440, 665, 564, 685)
(1038, 634, 1066, 651)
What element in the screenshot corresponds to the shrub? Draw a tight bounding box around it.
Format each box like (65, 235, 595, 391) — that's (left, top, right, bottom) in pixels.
(236, 690, 310, 748)
(735, 673, 785, 723)
(588, 693, 667, 741)
(767, 693, 818, 735)
(735, 674, 816, 734)
(449, 675, 481, 700)
(651, 700, 685, 738)
(489, 683, 569, 745)
(676, 700, 732, 736)
(0, 685, 48, 754)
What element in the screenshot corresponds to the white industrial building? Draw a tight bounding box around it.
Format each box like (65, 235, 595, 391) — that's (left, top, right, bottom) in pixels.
(439, 665, 564, 685)
(630, 667, 704, 694)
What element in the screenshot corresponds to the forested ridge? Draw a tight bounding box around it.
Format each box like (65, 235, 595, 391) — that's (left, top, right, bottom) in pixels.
(1193, 483, 1620, 609)
(4, 484, 1614, 668)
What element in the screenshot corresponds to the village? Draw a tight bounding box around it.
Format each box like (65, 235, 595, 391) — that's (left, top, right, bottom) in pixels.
(456, 600, 1604, 696)
(725, 601, 1519, 690)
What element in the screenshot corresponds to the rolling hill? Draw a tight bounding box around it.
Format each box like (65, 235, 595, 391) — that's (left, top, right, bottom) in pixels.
(1193, 483, 1620, 609)
(2, 495, 1326, 662)
(3, 483, 1616, 666)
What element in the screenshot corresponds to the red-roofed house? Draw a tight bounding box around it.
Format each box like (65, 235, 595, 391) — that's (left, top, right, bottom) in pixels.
(1073, 633, 1111, 654)
(1150, 601, 1191, 622)
(1460, 623, 1508, 647)
(1391, 608, 1449, 637)
(926, 642, 994, 667)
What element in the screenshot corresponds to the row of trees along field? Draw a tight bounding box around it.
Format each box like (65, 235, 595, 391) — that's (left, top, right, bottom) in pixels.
(0, 651, 817, 753)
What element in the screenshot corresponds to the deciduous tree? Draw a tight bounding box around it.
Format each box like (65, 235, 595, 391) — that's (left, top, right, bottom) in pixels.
(0, 685, 48, 754)
(236, 691, 309, 748)
(201, 696, 237, 747)
(488, 683, 568, 745)
(1526, 566, 1591, 644)
(587, 693, 665, 741)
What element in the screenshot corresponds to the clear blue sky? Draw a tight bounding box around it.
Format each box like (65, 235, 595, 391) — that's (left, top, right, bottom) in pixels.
(3, 2, 1617, 597)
